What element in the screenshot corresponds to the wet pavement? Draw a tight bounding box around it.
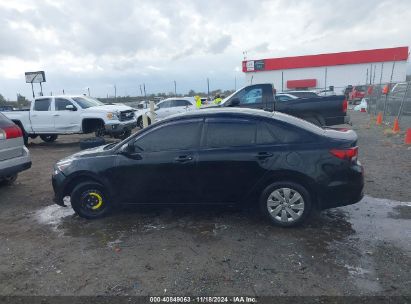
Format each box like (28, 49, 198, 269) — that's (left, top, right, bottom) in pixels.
(0, 111, 410, 296)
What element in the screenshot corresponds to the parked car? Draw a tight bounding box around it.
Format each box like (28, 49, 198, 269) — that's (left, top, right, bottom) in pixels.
(220, 84, 349, 126)
(275, 93, 299, 102)
(134, 97, 196, 129)
(348, 85, 367, 104)
(52, 108, 364, 227)
(1, 95, 137, 144)
(0, 105, 14, 112)
(0, 112, 31, 185)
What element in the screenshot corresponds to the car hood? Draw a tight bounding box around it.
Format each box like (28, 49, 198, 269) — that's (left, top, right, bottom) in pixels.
(85, 104, 134, 113)
(58, 144, 110, 163)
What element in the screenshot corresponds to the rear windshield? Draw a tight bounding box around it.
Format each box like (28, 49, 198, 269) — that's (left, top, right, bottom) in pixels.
(272, 112, 325, 136)
(0, 112, 13, 128)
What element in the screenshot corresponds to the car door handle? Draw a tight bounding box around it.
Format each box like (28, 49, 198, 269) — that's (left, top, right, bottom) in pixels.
(256, 152, 273, 159)
(53, 114, 60, 117)
(174, 155, 193, 163)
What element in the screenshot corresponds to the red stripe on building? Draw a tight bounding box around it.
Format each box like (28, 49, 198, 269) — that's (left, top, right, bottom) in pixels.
(242, 47, 409, 72)
(287, 79, 317, 89)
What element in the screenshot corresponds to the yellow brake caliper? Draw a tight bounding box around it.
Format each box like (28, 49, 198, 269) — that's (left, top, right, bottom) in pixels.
(89, 192, 103, 210)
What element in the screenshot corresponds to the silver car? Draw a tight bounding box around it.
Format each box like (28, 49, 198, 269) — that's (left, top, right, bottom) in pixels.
(0, 112, 31, 185)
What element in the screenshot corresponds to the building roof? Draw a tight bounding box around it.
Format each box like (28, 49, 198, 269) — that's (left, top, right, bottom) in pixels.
(242, 46, 409, 73)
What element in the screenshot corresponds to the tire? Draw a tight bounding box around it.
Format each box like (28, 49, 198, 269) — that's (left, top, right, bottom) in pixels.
(115, 129, 131, 140)
(95, 128, 105, 137)
(70, 182, 112, 219)
(79, 137, 106, 150)
(40, 134, 58, 142)
(137, 116, 151, 129)
(259, 181, 312, 227)
(0, 174, 18, 186)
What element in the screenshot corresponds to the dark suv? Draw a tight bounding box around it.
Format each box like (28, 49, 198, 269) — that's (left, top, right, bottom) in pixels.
(52, 108, 364, 227)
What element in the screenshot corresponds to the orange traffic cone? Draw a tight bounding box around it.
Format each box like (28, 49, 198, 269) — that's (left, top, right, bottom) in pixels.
(376, 112, 383, 125)
(392, 118, 400, 133)
(405, 128, 411, 145)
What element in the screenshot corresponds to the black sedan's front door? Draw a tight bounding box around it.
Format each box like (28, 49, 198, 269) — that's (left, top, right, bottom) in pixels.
(112, 119, 203, 205)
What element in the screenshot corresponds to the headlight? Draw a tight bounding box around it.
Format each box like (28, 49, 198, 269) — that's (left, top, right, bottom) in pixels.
(56, 160, 73, 172)
(107, 112, 119, 120)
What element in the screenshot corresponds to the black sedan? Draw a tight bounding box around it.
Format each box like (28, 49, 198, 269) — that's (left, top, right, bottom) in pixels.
(52, 108, 364, 227)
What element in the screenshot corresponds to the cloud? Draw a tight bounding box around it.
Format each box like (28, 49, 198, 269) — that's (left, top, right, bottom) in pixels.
(0, 0, 410, 99)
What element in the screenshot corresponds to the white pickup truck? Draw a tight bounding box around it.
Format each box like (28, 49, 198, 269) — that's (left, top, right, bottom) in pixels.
(2, 95, 137, 144)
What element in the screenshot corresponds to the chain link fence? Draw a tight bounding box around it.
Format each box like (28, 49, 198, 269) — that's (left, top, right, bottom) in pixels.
(367, 81, 411, 132)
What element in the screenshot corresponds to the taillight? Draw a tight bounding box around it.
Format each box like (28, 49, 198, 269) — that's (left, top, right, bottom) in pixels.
(0, 125, 23, 140)
(330, 146, 358, 161)
(342, 99, 348, 113)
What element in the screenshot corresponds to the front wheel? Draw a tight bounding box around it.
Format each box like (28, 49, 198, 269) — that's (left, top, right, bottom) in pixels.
(259, 181, 312, 227)
(40, 134, 58, 142)
(70, 182, 112, 219)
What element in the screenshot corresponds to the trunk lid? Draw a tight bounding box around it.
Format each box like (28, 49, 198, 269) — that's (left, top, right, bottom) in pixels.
(324, 127, 358, 146)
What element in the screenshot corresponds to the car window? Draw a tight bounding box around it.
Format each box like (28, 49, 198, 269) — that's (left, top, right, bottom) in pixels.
(174, 100, 192, 107)
(276, 95, 292, 102)
(157, 100, 171, 109)
(55, 98, 75, 111)
(232, 87, 263, 105)
(205, 118, 256, 148)
(72, 97, 103, 109)
(34, 98, 52, 111)
(258, 120, 315, 144)
(134, 120, 202, 152)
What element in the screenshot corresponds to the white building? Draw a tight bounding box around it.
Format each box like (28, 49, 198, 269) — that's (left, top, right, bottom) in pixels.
(242, 47, 409, 92)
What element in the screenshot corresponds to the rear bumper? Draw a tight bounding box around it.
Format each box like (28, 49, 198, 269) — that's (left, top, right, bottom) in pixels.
(325, 115, 350, 126)
(317, 163, 364, 210)
(0, 147, 31, 178)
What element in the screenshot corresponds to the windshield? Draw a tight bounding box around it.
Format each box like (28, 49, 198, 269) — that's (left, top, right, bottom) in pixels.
(72, 97, 104, 109)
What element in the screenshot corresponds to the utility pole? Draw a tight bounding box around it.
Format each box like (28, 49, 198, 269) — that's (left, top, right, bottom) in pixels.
(324, 67, 328, 91)
(143, 83, 147, 99)
(234, 76, 237, 91)
(114, 85, 117, 101)
(139, 85, 143, 97)
(63, 89, 65, 95)
(174, 80, 177, 97)
(281, 71, 284, 92)
(87, 87, 90, 96)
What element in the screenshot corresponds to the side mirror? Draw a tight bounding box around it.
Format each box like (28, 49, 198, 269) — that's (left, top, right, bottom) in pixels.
(120, 142, 142, 160)
(66, 105, 76, 111)
(230, 98, 240, 107)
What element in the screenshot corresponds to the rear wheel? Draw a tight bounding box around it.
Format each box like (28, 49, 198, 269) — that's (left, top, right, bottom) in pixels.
(0, 174, 18, 186)
(40, 134, 58, 142)
(70, 182, 112, 219)
(259, 181, 312, 227)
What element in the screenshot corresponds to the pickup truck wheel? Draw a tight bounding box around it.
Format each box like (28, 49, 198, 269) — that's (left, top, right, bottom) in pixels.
(40, 135, 58, 142)
(79, 137, 106, 150)
(95, 128, 105, 137)
(116, 129, 131, 140)
(70, 182, 112, 219)
(0, 174, 18, 186)
(259, 181, 312, 227)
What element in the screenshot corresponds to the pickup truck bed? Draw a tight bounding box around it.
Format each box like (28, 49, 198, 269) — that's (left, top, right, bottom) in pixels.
(221, 84, 349, 126)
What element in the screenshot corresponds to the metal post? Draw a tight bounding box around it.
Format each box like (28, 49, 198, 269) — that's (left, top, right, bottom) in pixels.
(139, 85, 143, 97)
(174, 80, 177, 97)
(281, 71, 284, 92)
(234, 76, 237, 91)
(366, 68, 368, 85)
(39, 82, 43, 96)
(143, 84, 146, 99)
(87, 87, 90, 96)
(114, 85, 117, 101)
(31, 83, 35, 98)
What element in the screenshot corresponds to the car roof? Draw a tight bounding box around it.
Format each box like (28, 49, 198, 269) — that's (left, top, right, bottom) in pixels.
(159, 107, 325, 135)
(35, 95, 94, 99)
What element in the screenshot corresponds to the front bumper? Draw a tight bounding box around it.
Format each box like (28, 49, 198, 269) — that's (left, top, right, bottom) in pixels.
(105, 120, 137, 135)
(52, 169, 68, 206)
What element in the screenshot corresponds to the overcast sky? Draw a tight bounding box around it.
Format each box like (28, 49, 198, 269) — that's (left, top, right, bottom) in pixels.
(0, 0, 410, 99)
